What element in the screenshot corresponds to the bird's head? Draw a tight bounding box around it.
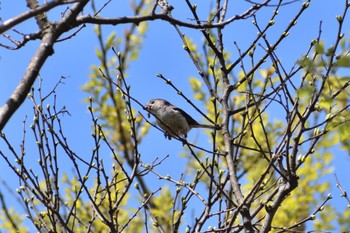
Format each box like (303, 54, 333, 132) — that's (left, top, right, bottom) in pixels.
(145, 98, 169, 117)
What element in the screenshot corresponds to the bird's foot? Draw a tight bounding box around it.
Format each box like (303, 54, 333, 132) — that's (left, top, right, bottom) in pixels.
(164, 132, 172, 140)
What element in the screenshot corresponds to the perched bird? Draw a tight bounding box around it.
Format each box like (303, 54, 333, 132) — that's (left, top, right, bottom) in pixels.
(145, 98, 219, 139)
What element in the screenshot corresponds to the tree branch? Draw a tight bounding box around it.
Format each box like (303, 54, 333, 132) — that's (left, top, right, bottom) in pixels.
(0, 0, 89, 131)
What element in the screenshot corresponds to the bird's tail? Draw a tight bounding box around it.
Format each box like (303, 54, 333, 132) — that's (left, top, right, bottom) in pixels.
(192, 124, 221, 130)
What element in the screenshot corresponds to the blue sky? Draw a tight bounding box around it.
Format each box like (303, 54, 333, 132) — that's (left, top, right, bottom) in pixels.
(1, 0, 350, 231)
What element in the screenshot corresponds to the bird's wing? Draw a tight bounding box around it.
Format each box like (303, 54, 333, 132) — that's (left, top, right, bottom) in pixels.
(172, 107, 200, 126)
(171, 106, 219, 129)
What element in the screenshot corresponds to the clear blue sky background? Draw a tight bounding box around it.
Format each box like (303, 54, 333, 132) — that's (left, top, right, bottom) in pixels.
(0, 0, 349, 231)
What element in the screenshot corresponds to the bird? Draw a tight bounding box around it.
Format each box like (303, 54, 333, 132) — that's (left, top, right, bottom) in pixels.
(145, 98, 219, 139)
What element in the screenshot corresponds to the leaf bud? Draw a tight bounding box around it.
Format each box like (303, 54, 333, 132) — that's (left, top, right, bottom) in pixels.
(302, 1, 310, 8)
(336, 15, 343, 23)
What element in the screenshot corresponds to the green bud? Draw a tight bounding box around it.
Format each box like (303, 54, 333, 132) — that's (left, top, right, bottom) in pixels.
(314, 104, 322, 112)
(336, 15, 343, 23)
(302, 1, 310, 8)
(282, 31, 289, 37)
(248, 50, 254, 56)
(325, 113, 332, 120)
(219, 169, 225, 176)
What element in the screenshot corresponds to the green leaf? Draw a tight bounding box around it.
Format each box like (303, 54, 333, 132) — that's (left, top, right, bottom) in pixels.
(315, 41, 325, 54)
(106, 32, 116, 50)
(95, 47, 103, 61)
(93, 25, 101, 36)
(336, 56, 350, 67)
(315, 41, 324, 54)
(189, 77, 202, 92)
(319, 97, 333, 110)
(325, 46, 335, 56)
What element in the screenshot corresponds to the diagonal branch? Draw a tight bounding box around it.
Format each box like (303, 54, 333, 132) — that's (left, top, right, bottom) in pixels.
(0, 0, 89, 131)
(0, 0, 78, 34)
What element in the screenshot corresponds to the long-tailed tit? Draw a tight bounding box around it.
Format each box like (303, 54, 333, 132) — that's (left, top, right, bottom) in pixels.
(145, 98, 219, 139)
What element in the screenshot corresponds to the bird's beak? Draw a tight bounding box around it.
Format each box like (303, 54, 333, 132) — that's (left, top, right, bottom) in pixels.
(144, 104, 151, 118)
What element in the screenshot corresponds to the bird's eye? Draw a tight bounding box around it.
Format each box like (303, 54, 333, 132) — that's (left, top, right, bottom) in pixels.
(150, 100, 155, 104)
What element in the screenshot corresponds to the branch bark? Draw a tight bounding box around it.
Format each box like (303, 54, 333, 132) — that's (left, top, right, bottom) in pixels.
(0, 0, 89, 131)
